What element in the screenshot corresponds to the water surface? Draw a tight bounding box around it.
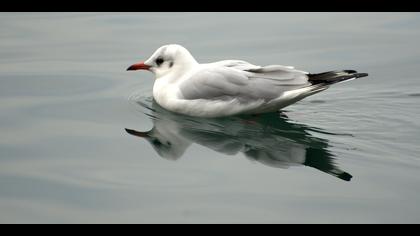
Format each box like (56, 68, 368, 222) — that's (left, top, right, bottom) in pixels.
(1, 13, 420, 223)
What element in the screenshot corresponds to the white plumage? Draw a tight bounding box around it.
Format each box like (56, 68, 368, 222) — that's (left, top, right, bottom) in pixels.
(127, 44, 367, 117)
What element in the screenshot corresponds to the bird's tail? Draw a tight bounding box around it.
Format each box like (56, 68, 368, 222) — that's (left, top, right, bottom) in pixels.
(308, 70, 368, 85)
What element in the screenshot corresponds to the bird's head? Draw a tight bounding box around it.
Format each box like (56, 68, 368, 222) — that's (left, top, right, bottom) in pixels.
(127, 44, 198, 78)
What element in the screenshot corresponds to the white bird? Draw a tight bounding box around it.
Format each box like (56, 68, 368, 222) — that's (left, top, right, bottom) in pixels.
(127, 44, 368, 117)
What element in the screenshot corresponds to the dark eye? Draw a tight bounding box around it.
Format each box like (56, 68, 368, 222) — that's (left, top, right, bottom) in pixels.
(155, 57, 164, 66)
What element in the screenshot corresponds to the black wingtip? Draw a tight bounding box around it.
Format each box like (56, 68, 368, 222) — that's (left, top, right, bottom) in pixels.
(343, 70, 368, 78)
(355, 73, 369, 78)
(343, 70, 357, 74)
(309, 70, 369, 84)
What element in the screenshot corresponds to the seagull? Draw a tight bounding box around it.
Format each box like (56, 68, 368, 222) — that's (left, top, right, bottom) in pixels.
(127, 44, 368, 117)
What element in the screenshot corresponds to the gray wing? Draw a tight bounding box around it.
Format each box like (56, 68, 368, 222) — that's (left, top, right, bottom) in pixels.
(213, 60, 309, 83)
(179, 60, 311, 103)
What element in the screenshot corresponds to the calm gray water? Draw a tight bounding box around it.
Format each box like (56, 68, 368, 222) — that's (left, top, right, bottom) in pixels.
(1, 12, 420, 223)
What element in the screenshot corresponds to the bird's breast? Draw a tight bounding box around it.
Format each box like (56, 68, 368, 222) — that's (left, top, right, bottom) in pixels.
(153, 80, 181, 110)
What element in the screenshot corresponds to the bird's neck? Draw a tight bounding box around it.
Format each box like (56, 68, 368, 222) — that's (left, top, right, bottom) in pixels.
(178, 53, 199, 70)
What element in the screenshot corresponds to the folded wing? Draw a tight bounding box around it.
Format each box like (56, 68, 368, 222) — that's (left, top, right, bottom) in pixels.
(179, 60, 312, 103)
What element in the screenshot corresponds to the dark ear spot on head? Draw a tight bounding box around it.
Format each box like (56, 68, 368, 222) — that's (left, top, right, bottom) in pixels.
(169, 62, 174, 68)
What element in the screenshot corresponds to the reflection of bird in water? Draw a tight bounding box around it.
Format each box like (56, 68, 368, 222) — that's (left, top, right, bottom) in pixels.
(126, 96, 352, 181)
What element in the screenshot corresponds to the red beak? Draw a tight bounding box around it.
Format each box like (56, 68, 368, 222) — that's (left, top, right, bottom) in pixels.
(127, 62, 151, 71)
